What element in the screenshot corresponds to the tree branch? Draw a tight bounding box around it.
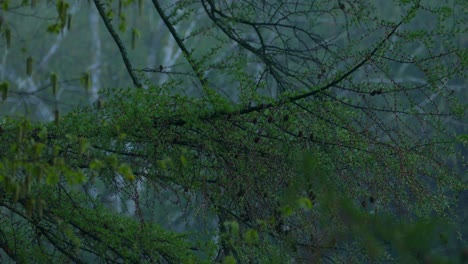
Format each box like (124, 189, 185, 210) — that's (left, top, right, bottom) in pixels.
(151, 0, 208, 89)
(93, 0, 142, 88)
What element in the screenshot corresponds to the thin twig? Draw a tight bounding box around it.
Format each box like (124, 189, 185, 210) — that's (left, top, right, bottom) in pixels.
(93, 0, 142, 88)
(151, 0, 208, 88)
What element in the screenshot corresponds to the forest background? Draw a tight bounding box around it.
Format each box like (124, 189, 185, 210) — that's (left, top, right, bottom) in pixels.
(0, 0, 467, 263)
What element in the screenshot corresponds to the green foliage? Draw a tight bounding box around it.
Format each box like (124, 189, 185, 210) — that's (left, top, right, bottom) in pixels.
(0, 0, 466, 263)
(215, 154, 465, 263)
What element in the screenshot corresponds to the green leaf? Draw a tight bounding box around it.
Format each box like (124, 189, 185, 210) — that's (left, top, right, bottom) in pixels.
(297, 197, 313, 210)
(180, 155, 188, 166)
(244, 229, 259, 245)
(224, 221, 239, 237)
(279, 205, 294, 217)
(131, 28, 140, 50)
(47, 24, 61, 34)
(118, 163, 135, 181)
(106, 155, 118, 169)
(223, 256, 236, 264)
(78, 137, 89, 155)
(89, 159, 104, 171)
(0, 81, 8, 101)
(46, 170, 60, 185)
(33, 142, 46, 158)
(67, 170, 87, 185)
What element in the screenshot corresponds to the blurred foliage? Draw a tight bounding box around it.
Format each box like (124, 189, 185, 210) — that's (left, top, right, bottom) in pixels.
(219, 153, 466, 263)
(0, 0, 466, 263)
